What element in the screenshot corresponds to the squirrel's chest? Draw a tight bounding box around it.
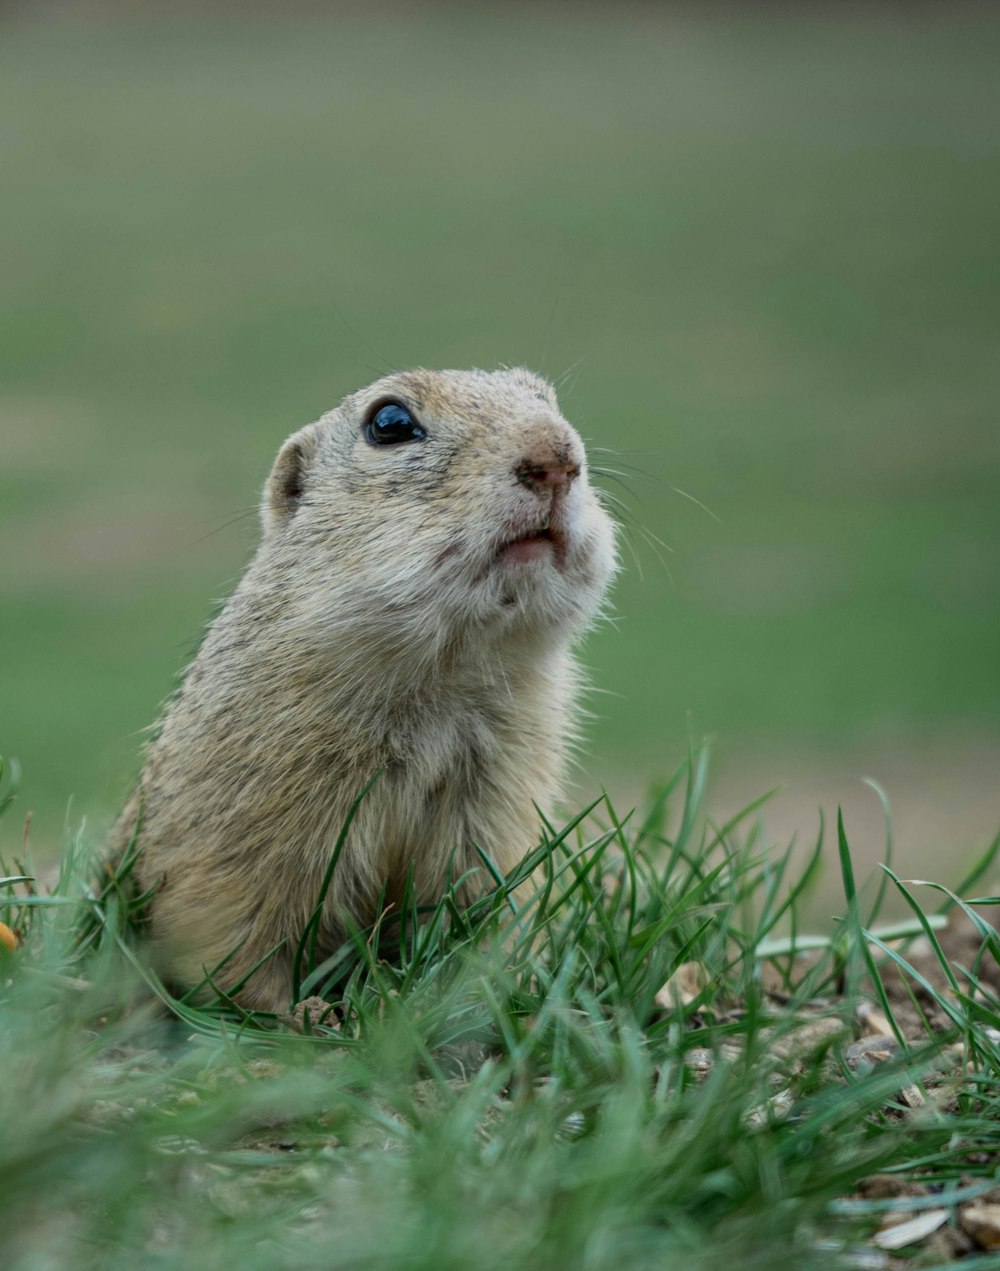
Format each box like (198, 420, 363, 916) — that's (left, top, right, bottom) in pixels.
(343, 705, 534, 887)
(379, 707, 503, 839)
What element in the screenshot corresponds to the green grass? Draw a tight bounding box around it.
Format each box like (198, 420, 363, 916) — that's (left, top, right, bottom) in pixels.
(2, 7, 1000, 848)
(3, 752, 999, 1270)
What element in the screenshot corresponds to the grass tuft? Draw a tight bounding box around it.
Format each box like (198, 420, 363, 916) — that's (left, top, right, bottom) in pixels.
(1, 750, 999, 1270)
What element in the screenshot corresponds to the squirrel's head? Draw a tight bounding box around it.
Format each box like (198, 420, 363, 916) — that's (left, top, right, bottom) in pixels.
(259, 368, 617, 652)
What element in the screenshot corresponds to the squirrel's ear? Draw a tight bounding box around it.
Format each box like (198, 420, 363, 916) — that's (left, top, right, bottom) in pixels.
(262, 429, 318, 530)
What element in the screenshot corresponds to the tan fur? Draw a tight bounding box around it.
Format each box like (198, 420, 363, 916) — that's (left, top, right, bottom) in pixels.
(115, 368, 617, 1011)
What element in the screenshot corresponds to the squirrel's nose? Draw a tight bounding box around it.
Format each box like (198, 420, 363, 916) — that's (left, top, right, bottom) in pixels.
(515, 443, 581, 492)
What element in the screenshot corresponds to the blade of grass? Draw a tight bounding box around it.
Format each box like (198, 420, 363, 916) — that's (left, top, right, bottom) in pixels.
(291, 770, 382, 1002)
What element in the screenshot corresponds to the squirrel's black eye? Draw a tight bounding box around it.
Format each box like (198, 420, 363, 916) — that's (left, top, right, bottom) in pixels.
(364, 401, 427, 446)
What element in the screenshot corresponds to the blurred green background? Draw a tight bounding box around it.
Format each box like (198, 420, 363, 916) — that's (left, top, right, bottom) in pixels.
(2, 4, 998, 880)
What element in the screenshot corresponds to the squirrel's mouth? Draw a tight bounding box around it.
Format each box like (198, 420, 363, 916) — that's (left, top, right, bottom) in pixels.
(496, 523, 567, 567)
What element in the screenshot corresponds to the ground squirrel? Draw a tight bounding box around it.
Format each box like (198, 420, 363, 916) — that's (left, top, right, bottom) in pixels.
(115, 367, 617, 1012)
